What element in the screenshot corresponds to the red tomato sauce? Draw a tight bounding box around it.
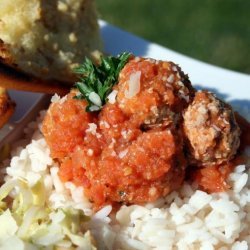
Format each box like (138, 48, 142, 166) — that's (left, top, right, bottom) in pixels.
(42, 57, 250, 209)
(42, 59, 188, 209)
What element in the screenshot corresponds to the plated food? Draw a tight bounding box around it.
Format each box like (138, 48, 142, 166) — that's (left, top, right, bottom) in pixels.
(0, 53, 249, 249)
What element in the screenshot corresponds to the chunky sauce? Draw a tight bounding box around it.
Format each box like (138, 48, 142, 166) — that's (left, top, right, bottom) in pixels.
(43, 58, 191, 208)
(42, 57, 249, 209)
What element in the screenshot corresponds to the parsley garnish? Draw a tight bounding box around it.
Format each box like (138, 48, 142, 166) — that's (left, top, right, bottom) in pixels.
(74, 52, 131, 112)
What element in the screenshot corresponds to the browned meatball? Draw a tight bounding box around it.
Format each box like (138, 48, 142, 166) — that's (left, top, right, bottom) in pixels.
(183, 91, 240, 166)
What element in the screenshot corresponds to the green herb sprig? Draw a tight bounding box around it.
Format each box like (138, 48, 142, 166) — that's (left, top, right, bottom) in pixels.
(74, 52, 131, 112)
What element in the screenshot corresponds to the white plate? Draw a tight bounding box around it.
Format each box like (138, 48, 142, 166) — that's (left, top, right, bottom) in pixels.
(100, 20, 250, 120)
(100, 21, 250, 99)
(1, 21, 250, 146)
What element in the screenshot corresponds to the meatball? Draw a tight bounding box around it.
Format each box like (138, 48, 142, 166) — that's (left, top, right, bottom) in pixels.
(83, 128, 186, 208)
(42, 56, 190, 209)
(183, 91, 240, 166)
(116, 57, 195, 129)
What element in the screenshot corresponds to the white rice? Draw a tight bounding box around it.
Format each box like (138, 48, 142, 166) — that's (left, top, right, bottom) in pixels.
(1, 111, 250, 250)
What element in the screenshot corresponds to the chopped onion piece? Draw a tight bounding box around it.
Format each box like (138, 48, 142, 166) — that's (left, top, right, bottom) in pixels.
(89, 105, 100, 112)
(125, 71, 141, 98)
(89, 92, 102, 107)
(107, 90, 118, 104)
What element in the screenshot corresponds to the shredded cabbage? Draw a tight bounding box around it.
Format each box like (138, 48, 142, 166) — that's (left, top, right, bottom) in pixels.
(0, 209, 18, 242)
(0, 178, 96, 249)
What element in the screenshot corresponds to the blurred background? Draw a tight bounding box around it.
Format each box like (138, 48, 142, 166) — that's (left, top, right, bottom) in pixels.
(96, 0, 250, 74)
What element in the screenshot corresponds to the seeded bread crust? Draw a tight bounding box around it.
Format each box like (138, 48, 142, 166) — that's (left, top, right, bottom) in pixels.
(0, 0, 102, 84)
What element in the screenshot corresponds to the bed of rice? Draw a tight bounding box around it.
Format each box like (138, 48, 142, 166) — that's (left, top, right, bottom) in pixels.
(1, 110, 250, 250)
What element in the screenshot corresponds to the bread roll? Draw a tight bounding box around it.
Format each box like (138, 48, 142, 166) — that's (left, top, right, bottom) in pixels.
(0, 0, 102, 84)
